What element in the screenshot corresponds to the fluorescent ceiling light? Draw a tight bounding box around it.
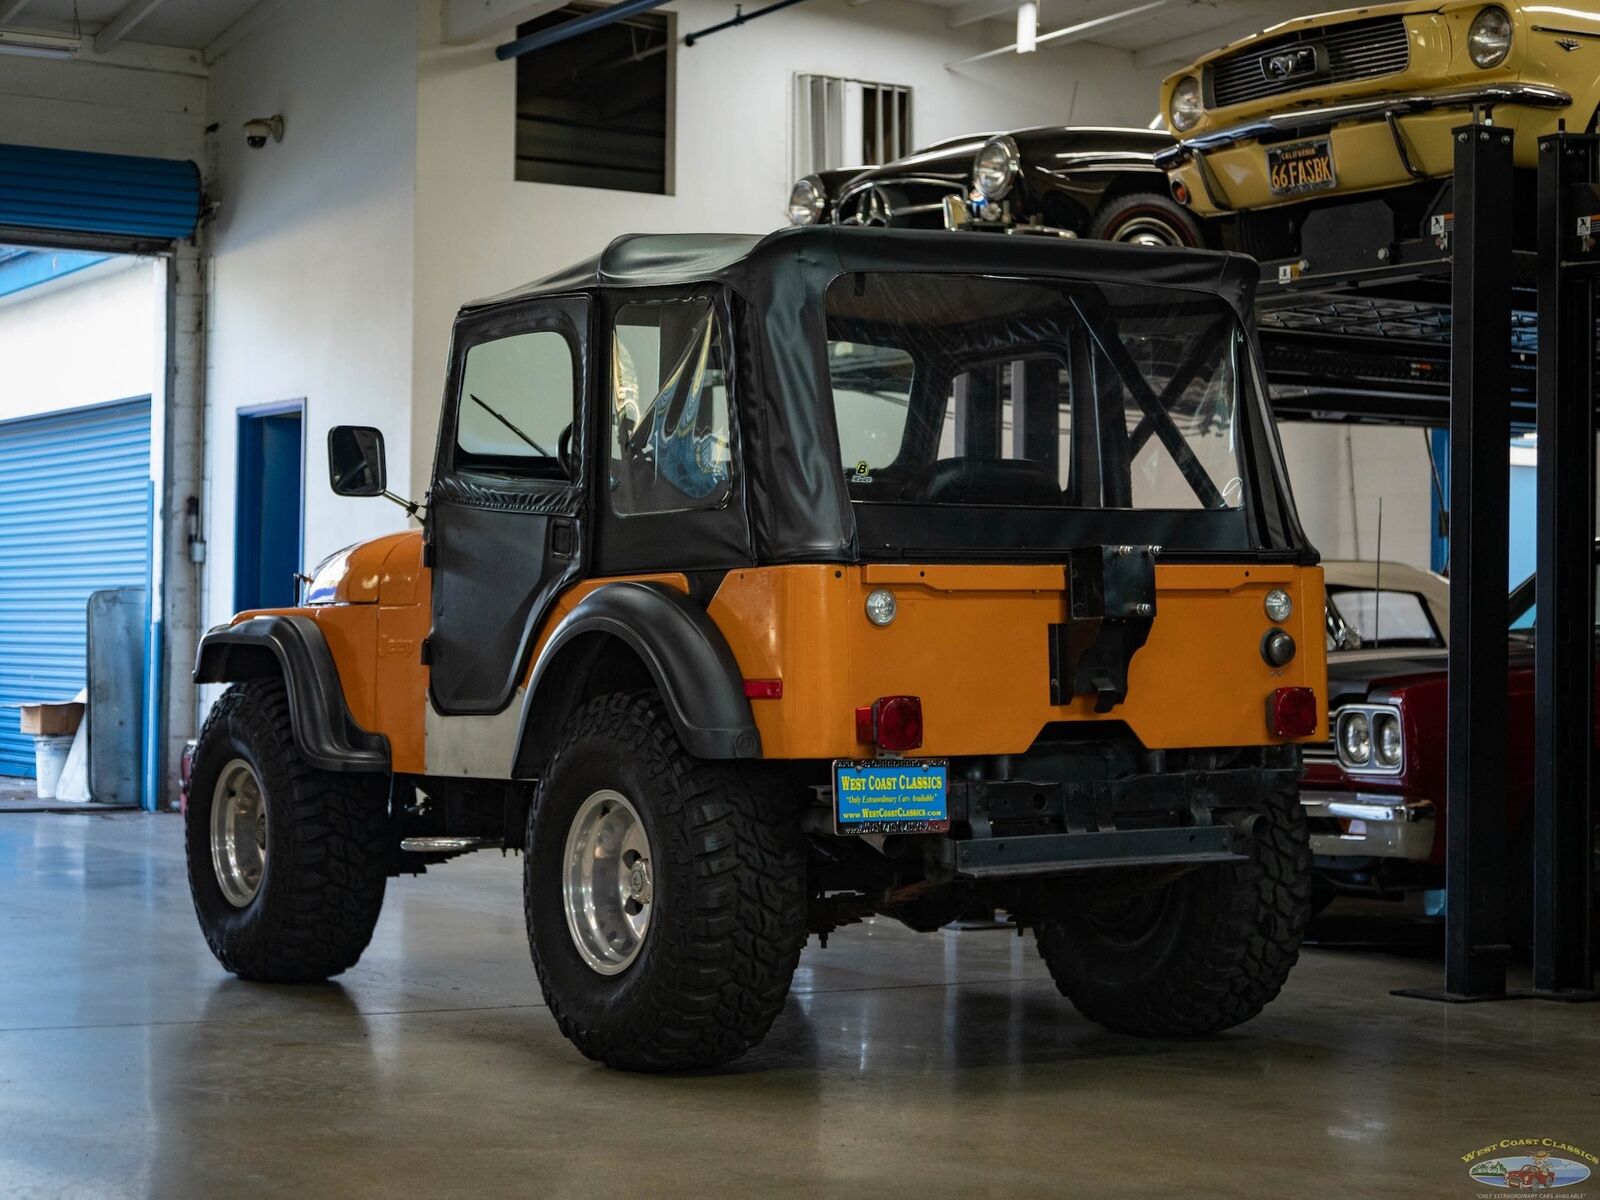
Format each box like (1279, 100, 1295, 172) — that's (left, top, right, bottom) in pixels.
(1017, 1, 1038, 53)
(0, 29, 81, 59)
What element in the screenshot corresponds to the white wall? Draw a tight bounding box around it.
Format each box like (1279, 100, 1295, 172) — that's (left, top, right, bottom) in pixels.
(0, 260, 158, 422)
(1278, 422, 1437, 570)
(410, 0, 1169, 490)
(204, 0, 419, 629)
(0, 53, 205, 161)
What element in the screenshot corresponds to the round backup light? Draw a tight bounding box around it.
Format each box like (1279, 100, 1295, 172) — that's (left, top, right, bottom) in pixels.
(1468, 6, 1512, 68)
(1264, 588, 1294, 622)
(973, 136, 1020, 201)
(1261, 627, 1297, 668)
(787, 176, 827, 226)
(1375, 712, 1403, 768)
(1339, 712, 1373, 767)
(865, 588, 898, 627)
(1170, 76, 1203, 133)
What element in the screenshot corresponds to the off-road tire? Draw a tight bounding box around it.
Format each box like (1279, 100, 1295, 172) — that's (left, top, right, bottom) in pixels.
(184, 679, 389, 982)
(1035, 781, 1312, 1035)
(524, 691, 806, 1072)
(1088, 190, 1205, 248)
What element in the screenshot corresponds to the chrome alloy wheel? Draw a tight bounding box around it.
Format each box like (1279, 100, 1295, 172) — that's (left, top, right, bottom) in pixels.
(562, 789, 654, 975)
(210, 758, 268, 908)
(1111, 214, 1187, 246)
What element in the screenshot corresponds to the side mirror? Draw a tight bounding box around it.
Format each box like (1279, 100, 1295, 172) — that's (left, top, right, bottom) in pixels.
(328, 425, 386, 497)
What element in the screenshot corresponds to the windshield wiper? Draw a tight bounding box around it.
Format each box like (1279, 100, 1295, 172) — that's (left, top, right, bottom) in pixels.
(469, 393, 550, 457)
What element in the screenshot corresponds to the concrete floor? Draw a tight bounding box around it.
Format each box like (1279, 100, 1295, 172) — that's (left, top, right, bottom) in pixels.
(0, 813, 1595, 1200)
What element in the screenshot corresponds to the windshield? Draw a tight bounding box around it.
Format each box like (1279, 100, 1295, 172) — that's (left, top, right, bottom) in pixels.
(824, 272, 1251, 524)
(1326, 587, 1444, 649)
(1508, 554, 1600, 633)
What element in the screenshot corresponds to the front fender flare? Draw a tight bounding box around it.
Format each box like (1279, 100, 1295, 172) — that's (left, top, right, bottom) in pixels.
(515, 582, 759, 773)
(194, 615, 389, 773)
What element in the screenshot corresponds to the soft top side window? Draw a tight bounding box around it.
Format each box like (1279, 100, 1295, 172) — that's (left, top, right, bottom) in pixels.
(609, 297, 734, 516)
(455, 327, 576, 481)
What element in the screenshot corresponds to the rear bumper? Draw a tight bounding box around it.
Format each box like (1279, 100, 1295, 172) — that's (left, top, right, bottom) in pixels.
(1159, 83, 1572, 216)
(1301, 790, 1436, 861)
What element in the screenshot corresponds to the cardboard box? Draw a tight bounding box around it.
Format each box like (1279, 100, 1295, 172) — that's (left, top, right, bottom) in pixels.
(19, 702, 84, 737)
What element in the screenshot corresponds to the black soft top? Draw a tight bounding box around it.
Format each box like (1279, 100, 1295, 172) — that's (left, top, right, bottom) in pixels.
(465, 226, 1260, 321)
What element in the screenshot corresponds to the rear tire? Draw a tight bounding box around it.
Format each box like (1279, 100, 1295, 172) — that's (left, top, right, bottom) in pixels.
(1035, 780, 1312, 1035)
(184, 679, 390, 982)
(524, 692, 806, 1071)
(1088, 190, 1204, 248)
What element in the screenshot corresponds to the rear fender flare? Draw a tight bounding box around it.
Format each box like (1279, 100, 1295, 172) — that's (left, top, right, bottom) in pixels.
(513, 582, 759, 775)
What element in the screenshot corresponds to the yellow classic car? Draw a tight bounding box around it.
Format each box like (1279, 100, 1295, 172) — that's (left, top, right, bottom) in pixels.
(1157, 2, 1596, 225)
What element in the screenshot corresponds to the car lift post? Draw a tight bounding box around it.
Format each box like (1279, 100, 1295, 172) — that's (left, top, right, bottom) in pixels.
(1396, 118, 1514, 1003)
(1531, 130, 1598, 1000)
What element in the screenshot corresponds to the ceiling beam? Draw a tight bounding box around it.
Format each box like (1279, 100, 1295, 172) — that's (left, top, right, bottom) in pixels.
(92, 0, 166, 54)
(0, 0, 32, 26)
(950, 0, 1168, 67)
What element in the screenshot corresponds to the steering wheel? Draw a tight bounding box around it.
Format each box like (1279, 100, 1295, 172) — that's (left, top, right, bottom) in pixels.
(557, 423, 574, 478)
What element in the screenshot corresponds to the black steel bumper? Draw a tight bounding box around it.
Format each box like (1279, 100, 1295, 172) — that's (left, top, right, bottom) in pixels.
(1156, 83, 1572, 169)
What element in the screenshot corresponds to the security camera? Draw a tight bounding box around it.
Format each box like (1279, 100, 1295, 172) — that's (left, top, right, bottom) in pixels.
(243, 116, 284, 149)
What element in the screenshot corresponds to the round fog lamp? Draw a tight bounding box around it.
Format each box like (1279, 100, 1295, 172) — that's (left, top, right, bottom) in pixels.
(865, 588, 897, 627)
(1375, 713, 1403, 768)
(1264, 588, 1293, 622)
(1468, 6, 1512, 68)
(1339, 713, 1372, 767)
(1261, 627, 1297, 668)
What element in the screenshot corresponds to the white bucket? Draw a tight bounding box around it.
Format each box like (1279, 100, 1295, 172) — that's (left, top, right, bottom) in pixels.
(33, 735, 76, 801)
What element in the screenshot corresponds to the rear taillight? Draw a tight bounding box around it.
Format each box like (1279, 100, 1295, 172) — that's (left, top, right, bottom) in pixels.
(1267, 687, 1317, 739)
(855, 695, 923, 753)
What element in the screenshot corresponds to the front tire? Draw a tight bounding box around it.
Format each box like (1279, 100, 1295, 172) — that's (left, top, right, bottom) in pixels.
(1088, 190, 1205, 248)
(1035, 781, 1312, 1035)
(184, 679, 390, 982)
(524, 692, 806, 1071)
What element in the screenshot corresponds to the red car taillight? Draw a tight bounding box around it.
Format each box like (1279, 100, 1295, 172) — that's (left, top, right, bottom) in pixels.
(1267, 687, 1318, 739)
(855, 695, 923, 753)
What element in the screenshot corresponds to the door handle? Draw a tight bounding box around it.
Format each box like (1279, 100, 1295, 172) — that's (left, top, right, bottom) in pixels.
(550, 519, 576, 560)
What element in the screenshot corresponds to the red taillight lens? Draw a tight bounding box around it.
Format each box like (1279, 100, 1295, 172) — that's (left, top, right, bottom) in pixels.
(1267, 687, 1317, 739)
(743, 679, 783, 699)
(855, 705, 876, 744)
(871, 696, 923, 753)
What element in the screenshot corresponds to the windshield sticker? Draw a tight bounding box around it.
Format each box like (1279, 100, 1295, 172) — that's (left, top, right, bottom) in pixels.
(851, 460, 874, 484)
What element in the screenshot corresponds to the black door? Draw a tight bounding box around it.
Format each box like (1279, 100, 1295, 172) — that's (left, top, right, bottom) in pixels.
(428, 296, 590, 715)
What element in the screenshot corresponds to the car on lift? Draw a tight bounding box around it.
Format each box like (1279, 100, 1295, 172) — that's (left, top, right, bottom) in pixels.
(185, 226, 1326, 1072)
(1307, 544, 1599, 931)
(788, 125, 1208, 246)
(1154, 1, 1599, 266)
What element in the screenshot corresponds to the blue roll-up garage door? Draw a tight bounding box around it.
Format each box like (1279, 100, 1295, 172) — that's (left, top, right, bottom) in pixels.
(0, 143, 201, 242)
(0, 399, 151, 775)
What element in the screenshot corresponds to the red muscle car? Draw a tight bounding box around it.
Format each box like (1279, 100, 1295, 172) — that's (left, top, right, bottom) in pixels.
(1305, 548, 1599, 935)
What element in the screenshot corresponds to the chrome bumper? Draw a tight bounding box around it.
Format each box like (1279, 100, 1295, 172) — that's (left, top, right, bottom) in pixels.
(1301, 791, 1436, 861)
(1156, 83, 1572, 169)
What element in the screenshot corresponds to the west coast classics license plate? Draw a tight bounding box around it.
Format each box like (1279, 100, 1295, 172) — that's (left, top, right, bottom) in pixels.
(1267, 138, 1337, 197)
(833, 759, 950, 834)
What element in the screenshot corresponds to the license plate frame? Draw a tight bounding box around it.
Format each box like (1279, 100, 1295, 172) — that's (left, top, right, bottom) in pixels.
(832, 758, 950, 835)
(1267, 138, 1337, 197)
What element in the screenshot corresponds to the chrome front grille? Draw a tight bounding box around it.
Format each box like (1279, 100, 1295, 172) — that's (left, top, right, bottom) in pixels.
(1301, 728, 1338, 764)
(1208, 15, 1410, 110)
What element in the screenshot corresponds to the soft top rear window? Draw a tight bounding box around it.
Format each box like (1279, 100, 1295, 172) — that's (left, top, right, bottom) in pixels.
(824, 272, 1249, 516)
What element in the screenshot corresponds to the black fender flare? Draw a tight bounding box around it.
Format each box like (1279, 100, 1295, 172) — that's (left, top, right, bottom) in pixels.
(514, 581, 760, 774)
(193, 615, 390, 773)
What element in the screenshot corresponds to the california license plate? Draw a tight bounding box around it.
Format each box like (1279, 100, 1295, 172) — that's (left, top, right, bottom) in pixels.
(1267, 138, 1337, 197)
(832, 759, 950, 834)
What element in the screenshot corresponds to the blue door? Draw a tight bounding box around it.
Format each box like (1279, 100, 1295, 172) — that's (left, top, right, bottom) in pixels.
(234, 407, 304, 611)
(0, 399, 152, 776)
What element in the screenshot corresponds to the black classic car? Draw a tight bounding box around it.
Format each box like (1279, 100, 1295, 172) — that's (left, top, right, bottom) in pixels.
(788, 125, 1208, 247)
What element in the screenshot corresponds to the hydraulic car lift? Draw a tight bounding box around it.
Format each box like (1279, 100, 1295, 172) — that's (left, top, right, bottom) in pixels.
(1254, 120, 1596, 1002)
